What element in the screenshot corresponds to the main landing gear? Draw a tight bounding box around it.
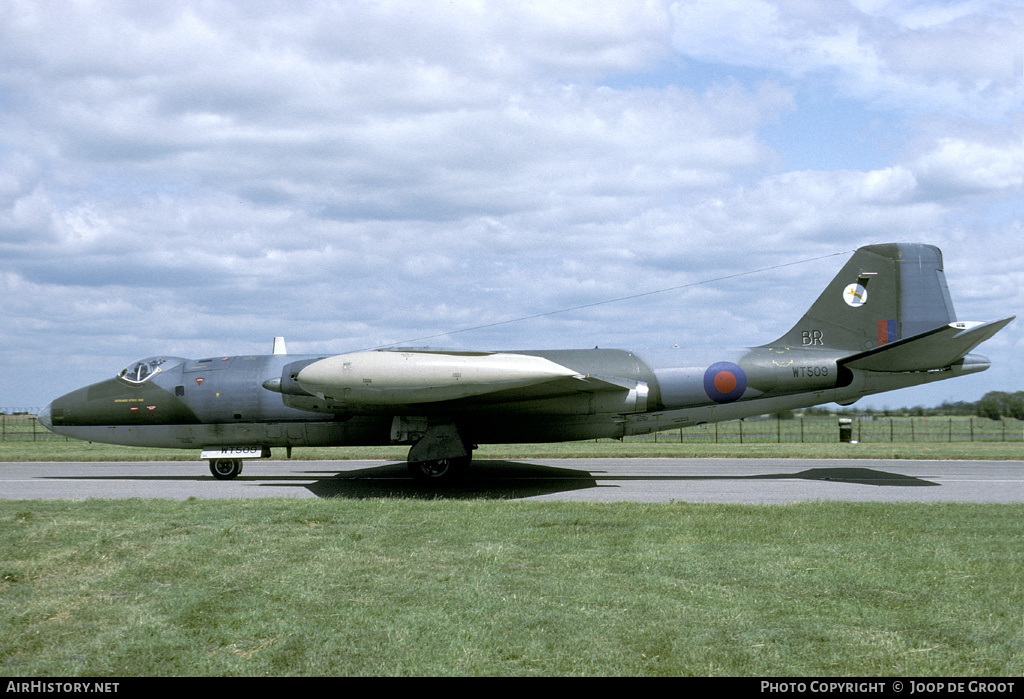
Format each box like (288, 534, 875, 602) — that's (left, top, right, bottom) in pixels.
(407, 454, 472, 481)
(405, 423, 475, 482)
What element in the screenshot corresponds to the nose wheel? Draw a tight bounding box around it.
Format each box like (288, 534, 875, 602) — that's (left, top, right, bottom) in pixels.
(209, 458, 243, 480)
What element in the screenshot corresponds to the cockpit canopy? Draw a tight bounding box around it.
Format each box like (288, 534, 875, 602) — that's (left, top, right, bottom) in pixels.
(117, 357, 185, 384)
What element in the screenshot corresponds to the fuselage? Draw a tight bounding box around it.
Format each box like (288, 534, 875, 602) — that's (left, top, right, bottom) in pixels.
(39, 344, 989, 451)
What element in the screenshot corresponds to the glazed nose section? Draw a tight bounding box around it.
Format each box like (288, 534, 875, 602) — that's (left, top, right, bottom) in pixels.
(37, 402, 53, 430)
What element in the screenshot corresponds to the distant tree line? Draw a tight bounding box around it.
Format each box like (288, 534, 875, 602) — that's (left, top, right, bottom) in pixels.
(793, 391, 1024, 421)
(974, 392, 1024, 420)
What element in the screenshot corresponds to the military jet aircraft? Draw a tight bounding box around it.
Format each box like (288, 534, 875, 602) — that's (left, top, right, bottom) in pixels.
(39, 243, 1012, 481)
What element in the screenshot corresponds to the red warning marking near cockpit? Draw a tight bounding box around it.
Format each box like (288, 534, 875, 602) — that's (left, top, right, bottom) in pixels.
(704, 361, 747, 403)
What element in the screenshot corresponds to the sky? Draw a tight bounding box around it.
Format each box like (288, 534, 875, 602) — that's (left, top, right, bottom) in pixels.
(2, 0, 1022, 413)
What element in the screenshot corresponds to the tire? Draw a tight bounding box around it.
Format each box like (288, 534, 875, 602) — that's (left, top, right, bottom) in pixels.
(407, 454, 470, 481)
(209, 458, 243, 480)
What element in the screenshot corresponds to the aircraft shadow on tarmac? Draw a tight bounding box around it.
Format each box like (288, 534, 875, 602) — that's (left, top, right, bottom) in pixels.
(285, 461, 940, 500)
(755, 467, 939, 487)
(43, 461, 597, 500)
(45, 461, 939, 500)
(292, 460, 599, 500)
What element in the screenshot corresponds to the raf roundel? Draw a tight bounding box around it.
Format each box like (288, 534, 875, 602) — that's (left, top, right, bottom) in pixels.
(703, 361, 747, 403)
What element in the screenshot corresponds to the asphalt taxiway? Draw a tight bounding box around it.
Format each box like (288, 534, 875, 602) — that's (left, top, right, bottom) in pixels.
(2, 458, 1023, 503)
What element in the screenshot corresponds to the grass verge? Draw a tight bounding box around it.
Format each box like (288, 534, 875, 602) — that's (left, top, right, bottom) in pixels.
(2, 439, 1023, 462)
(1, 499, 1022, 676)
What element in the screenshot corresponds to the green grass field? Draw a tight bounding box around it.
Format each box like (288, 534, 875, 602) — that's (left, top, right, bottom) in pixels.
(3, 436, 1024, 463)
(3, 413, 1022, 463)
(2, 499, 1022, 677)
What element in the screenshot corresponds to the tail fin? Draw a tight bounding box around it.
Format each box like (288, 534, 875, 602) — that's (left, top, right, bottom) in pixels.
(768, 243, 957, 352)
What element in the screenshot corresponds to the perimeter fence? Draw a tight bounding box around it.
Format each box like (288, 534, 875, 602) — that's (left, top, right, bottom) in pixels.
(628, 416, 1024, 444)
(3, 410, 1024, 444)
(1, 411, 50, 441)
(1, 412, 38, 441)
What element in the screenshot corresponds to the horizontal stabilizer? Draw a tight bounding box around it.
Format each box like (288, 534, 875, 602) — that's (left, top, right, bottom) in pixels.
(841, 317, 1014, 372)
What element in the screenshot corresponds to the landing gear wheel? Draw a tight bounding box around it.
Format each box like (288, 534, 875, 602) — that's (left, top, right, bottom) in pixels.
(210, 458, 243, 480)
(407, 455, 470, 481)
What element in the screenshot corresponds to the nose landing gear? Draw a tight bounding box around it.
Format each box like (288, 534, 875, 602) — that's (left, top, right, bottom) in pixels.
(209, 458, 243, 480)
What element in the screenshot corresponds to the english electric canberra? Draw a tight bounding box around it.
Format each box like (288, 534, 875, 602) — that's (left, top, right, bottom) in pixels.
(40, 243, 1012, 481)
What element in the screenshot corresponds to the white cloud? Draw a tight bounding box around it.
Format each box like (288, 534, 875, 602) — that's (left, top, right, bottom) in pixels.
(0, 0, 1021, 409)
(670, 0, 1024, 116)
(910, 136, 1024, 196)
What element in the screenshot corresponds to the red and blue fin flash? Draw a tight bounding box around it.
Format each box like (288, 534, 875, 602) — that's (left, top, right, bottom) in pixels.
(878, 319, 897, 345)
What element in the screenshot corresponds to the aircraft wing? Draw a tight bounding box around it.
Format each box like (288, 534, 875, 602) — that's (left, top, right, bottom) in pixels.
(840, 317, 1015, 372)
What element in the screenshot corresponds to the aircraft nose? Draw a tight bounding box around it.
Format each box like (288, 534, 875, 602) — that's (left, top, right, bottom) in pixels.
(38, 402, 53, 430)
